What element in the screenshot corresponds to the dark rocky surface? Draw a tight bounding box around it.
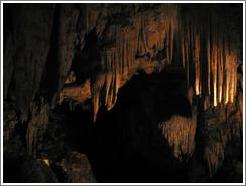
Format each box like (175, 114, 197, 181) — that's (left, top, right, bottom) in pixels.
(3, 3, 243, 183)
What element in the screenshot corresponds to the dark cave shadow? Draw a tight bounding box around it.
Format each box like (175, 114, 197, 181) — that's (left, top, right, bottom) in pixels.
(65, 68, 193, 183)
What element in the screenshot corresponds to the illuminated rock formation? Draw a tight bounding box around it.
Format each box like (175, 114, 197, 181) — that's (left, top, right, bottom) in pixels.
(5, 4, 240, 122)
(90, 4, 178, 121)
(3, 3, 242, 182)
(86, 4, 241, 121)
(162, 113, 197, 159)
(179, 6, 240, 108)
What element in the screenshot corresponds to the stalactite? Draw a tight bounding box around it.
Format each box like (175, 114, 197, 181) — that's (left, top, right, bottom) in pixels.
(218, 42, 223, 104)
(91, 47, 122, 121)
(162, 113, 197, 159)
(181, 37, 185, 68)
(207, 33, 211, 96)
(91, 5, 177, 121)
(212, 45, 218, 107)
(88, 4, 240, 121)
(179, 9, 239, 109)
(194, 33, 201, 95)
(224, 51, 238, 104)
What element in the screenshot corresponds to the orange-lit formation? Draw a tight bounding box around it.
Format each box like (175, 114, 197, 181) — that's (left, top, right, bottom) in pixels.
(88, 5, 240, 121)
(3, 4, 242, 182)
(162, 114, 197, 159)
(91, 5, 178, 121)
(179, 10, 239, 108)
(183, 34, 239, 107)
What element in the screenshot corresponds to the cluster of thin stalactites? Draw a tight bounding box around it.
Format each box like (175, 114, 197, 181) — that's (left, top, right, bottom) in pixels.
(89, 5, 240, 121)
(161, 114, 197, 159)
(180, 21, 239, 107)
(91, 5, 178, 121)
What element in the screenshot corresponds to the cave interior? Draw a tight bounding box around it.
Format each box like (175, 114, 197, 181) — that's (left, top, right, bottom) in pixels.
(2, 3, 244, 183)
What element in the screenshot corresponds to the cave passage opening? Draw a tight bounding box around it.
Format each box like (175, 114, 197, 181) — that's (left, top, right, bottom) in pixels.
(61, 67, 195, 182)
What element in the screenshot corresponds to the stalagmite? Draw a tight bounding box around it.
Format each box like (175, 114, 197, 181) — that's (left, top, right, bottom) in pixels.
(204, 115, 242, 177)
(3, 107, 18, 144)
(204, 141, 224, 177)
(26, 98, 49, 157)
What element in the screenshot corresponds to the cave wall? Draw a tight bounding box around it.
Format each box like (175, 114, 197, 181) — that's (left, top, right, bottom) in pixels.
(3, 3, 243, 183)
(4, 3, 242, 119)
